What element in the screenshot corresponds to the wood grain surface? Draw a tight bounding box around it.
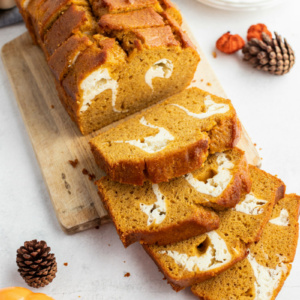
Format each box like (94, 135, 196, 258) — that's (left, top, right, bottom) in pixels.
(1, 27, 260, 234)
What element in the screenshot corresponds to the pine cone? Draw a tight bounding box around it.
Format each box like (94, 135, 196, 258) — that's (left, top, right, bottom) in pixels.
(16, 240, 57, 288)
(242, 32, 295, 75)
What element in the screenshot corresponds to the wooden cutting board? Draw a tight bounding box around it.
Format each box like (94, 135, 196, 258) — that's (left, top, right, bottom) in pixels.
(1, 28, 261, 234)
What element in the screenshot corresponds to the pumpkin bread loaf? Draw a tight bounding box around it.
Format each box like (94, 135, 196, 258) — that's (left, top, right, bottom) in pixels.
(96, 148, 251, 247)
(192, 194, 300, 300)
(16, 0, 200, 135)
(143, 166, 285, 291)
(90, 88, 241, 185)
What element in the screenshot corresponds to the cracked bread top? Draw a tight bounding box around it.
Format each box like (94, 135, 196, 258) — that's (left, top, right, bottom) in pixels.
(44, 4, 96, 56)
(90, 0, 182, 23)
(19, 0, 192, 70)
(91, 0, 164, 17)
(97, 8, 193, 52)
(99, 7, 165, 30)
(48, 34, 93, 81)
(29, 0, 90, 41)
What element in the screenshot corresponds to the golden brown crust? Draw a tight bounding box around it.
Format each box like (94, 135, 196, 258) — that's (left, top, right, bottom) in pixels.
(48, 34, 93, 81)
(143, 243, 248, 291)
(133, 26, 180, 48)
(90, 139, 209, 186)
(92, 0, 163, 17)
(208, 114, 241, 154)
(200, 149, 252, 210)
(54, 79, 79, 124)
(158, 0, 182, 25)
(99, 7, 165, 31)
(245, 165, 286, 244)
(275, 180, 286, 204)
(31, 0, 90, 44)
(23, 0, 46, 45)
(98, 184, 220, 247)
(146, 140, 209, 184)
(62, 44, 109, 110)
(162, 12, 195, 49)
(15, 0, 38, 44)
(44, 4, 89, 56)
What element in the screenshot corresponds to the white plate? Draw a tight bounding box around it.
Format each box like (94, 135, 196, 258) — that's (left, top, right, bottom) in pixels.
(195, 0, 284, 11)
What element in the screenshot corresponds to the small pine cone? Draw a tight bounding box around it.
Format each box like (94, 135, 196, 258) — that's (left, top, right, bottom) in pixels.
(242, 32, 295, 75)
(16, 240, 57, 288)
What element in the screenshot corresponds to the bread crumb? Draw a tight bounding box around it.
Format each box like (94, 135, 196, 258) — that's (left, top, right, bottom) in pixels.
(108, 244, 111, 247)
(64, 262, 68, 266)
(254, 143, 257, 146)
(192, 79, 196, 83)
(95, 226, 100, 230)
(69, 159, 79, 168)
(201, 79, 204, 82)
(207, 82, 212, 86)
(124, 272, 131, 277)
(123, 261, 126, 263)
(259, 148, 262, 150)
(212, 51, 217, 58)
(51, 105, 55, 109)
(82, 168, 96, 181)
(89, 174, 96, 181)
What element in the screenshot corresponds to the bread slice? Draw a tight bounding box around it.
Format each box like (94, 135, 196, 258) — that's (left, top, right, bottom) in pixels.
(222, 165, 286, 244)
(90, 88, 240, 185)
(43, 4, 96, 57)
(191, 194, 300, 300)
(15, 0, 38, 44)
(28, 0, 90, 45)
(184, 148, 251, 210)
(96, 148, 251, 247)
(143, 166, 285, 291)
(47, 33, 93, 81)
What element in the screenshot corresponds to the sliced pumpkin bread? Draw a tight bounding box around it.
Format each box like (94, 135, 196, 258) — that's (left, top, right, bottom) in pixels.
(90, 88, 240, 185)
(96, 148, 251, 247)
(143, 166, 285, 291)
(191, 194, 300, 300)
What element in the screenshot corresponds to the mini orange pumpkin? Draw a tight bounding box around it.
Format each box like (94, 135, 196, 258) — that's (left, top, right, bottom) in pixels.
(216, 32, 245, 54)
(0, 287, 54, 300)
(247, 23, 272, 41)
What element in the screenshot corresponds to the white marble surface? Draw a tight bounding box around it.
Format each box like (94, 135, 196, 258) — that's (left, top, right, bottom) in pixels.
(1, 1, 300, 299)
